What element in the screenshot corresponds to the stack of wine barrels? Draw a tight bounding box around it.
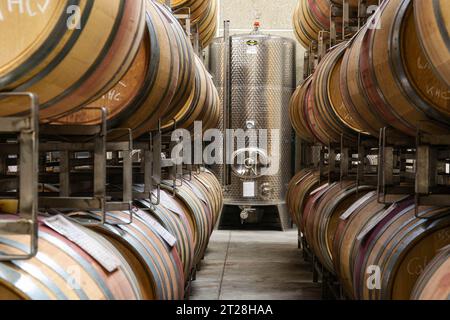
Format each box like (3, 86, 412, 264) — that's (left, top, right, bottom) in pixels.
(288, 0, 450, 300)
(0, 0, 220, 139)
(161, 55, 220, 132)
(287, 172, 450, 300)
(159, 0, 218, 49)
(0, 169, 223, 300)
(0, 0, 146, 123)
(293, 0, 381, 49)
(291, 0, 450, 140)
(289, 41, 368, 145)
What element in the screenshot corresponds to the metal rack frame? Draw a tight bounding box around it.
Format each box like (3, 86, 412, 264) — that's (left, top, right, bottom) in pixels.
(37, 109, 133, 226)
(303, 0, 377, 80)
(0, 93, 39, 261)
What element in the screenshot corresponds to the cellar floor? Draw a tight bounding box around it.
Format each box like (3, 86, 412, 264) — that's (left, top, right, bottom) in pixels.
(190, 230, 321, 300)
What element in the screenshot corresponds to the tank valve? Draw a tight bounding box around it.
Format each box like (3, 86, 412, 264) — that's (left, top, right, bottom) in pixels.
(240, 207, 255, 222)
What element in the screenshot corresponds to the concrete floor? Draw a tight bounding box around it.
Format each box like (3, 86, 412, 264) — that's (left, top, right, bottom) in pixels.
(190, 230, 321, 300)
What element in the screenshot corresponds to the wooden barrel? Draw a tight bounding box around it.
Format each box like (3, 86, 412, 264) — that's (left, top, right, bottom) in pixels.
(162, 55, 220, 132)
(293, 0, 342, 49)
(198, 0, 218, 48)
(331, 192, 382, 297)
(302, 182, 334, 238)
(198, 68, 221, 131)
(133, 169, 221, 274)
(286, 169, 324, 228)
(162, 180, 212, 265)
(0, 216, 141, 300)
(331, 194, 450, 300)
(190, 169, 224, 227)
(81, 210, 185, 300)
(175, 0, 211, 25)
(411, 245, 450, 300)
(340, 24, 386, 137)
(414, 0, 450, 87)
(290, 78, 315, 142)
(309, 43, 366, 144)
(353, 203, 450, 300)
(159, 1, 197, 121)
(355, 0, 450, 136)
(134, 197, 195, 283)
(56, 0, 182, 139)
(304, 181, 375, 273)
(0, 0, 145, 123)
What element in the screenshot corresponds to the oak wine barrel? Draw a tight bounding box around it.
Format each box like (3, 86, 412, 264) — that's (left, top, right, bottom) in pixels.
(353, 202, 450, 300)
(340, 23, 386, 137)
(162, 180, 212, 265)
(160, 0, 197, 123)
(411, 245, 450, 300)
(331, 192, 387, 297)
(303, 181, 375, 273)
(293, 0, 343, 49)
(173, 0, 211, 25)
(0, 216, 141, 300)
(352, 0, 450, 136)
(134, 197, 196, 283)
(79, 210, 186, 300)
(414, 0, 450, 88)
(0, 0, 145, 123)
(198, 0, 218, 48)
(309, 42, 367, 144)
(162, 55, 220, 132)
(290, 78, 316, 142)
(55, 0, 183, 139)
(286, 169, 324, 228)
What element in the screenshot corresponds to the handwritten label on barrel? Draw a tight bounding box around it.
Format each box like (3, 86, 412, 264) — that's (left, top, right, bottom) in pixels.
(340, 191, 376, 221)
(44, 215, 120, 273)
(133, 209, 177, 248)
(0, 0, 51, 21)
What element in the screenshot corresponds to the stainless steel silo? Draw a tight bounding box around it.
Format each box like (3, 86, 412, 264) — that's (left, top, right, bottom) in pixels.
(209, 32, 296, 230)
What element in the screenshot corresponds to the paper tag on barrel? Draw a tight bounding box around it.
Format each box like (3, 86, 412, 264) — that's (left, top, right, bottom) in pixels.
(157, 190, 185, 217)
(340, 191, 377, 221)
(184, 180, 208, 204)
(356, 203, 398, 242)
(133, 209, 177, 248)
(195, 175, 213, 192)
(295, 170, 312, 186)
(312, 182, 336, 202)
(44, 215, 120, 273)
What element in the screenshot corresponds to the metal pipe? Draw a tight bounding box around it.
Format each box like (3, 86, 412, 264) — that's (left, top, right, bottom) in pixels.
(222, 20, 231, 187)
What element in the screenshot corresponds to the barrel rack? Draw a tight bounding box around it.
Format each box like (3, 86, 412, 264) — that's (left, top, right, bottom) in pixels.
(299, 128, 450, 299)
(0, 94, 208, 299)
(0, 1, 214, 299)
(302, 0, 377, 75)
(295, 0, 450, 300)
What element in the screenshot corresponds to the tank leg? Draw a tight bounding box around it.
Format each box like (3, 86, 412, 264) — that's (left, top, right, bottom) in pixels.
(276, 204, 291, 231)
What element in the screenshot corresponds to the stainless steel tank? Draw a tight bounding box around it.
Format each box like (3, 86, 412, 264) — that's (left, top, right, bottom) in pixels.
(209, 33, 296, 229)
